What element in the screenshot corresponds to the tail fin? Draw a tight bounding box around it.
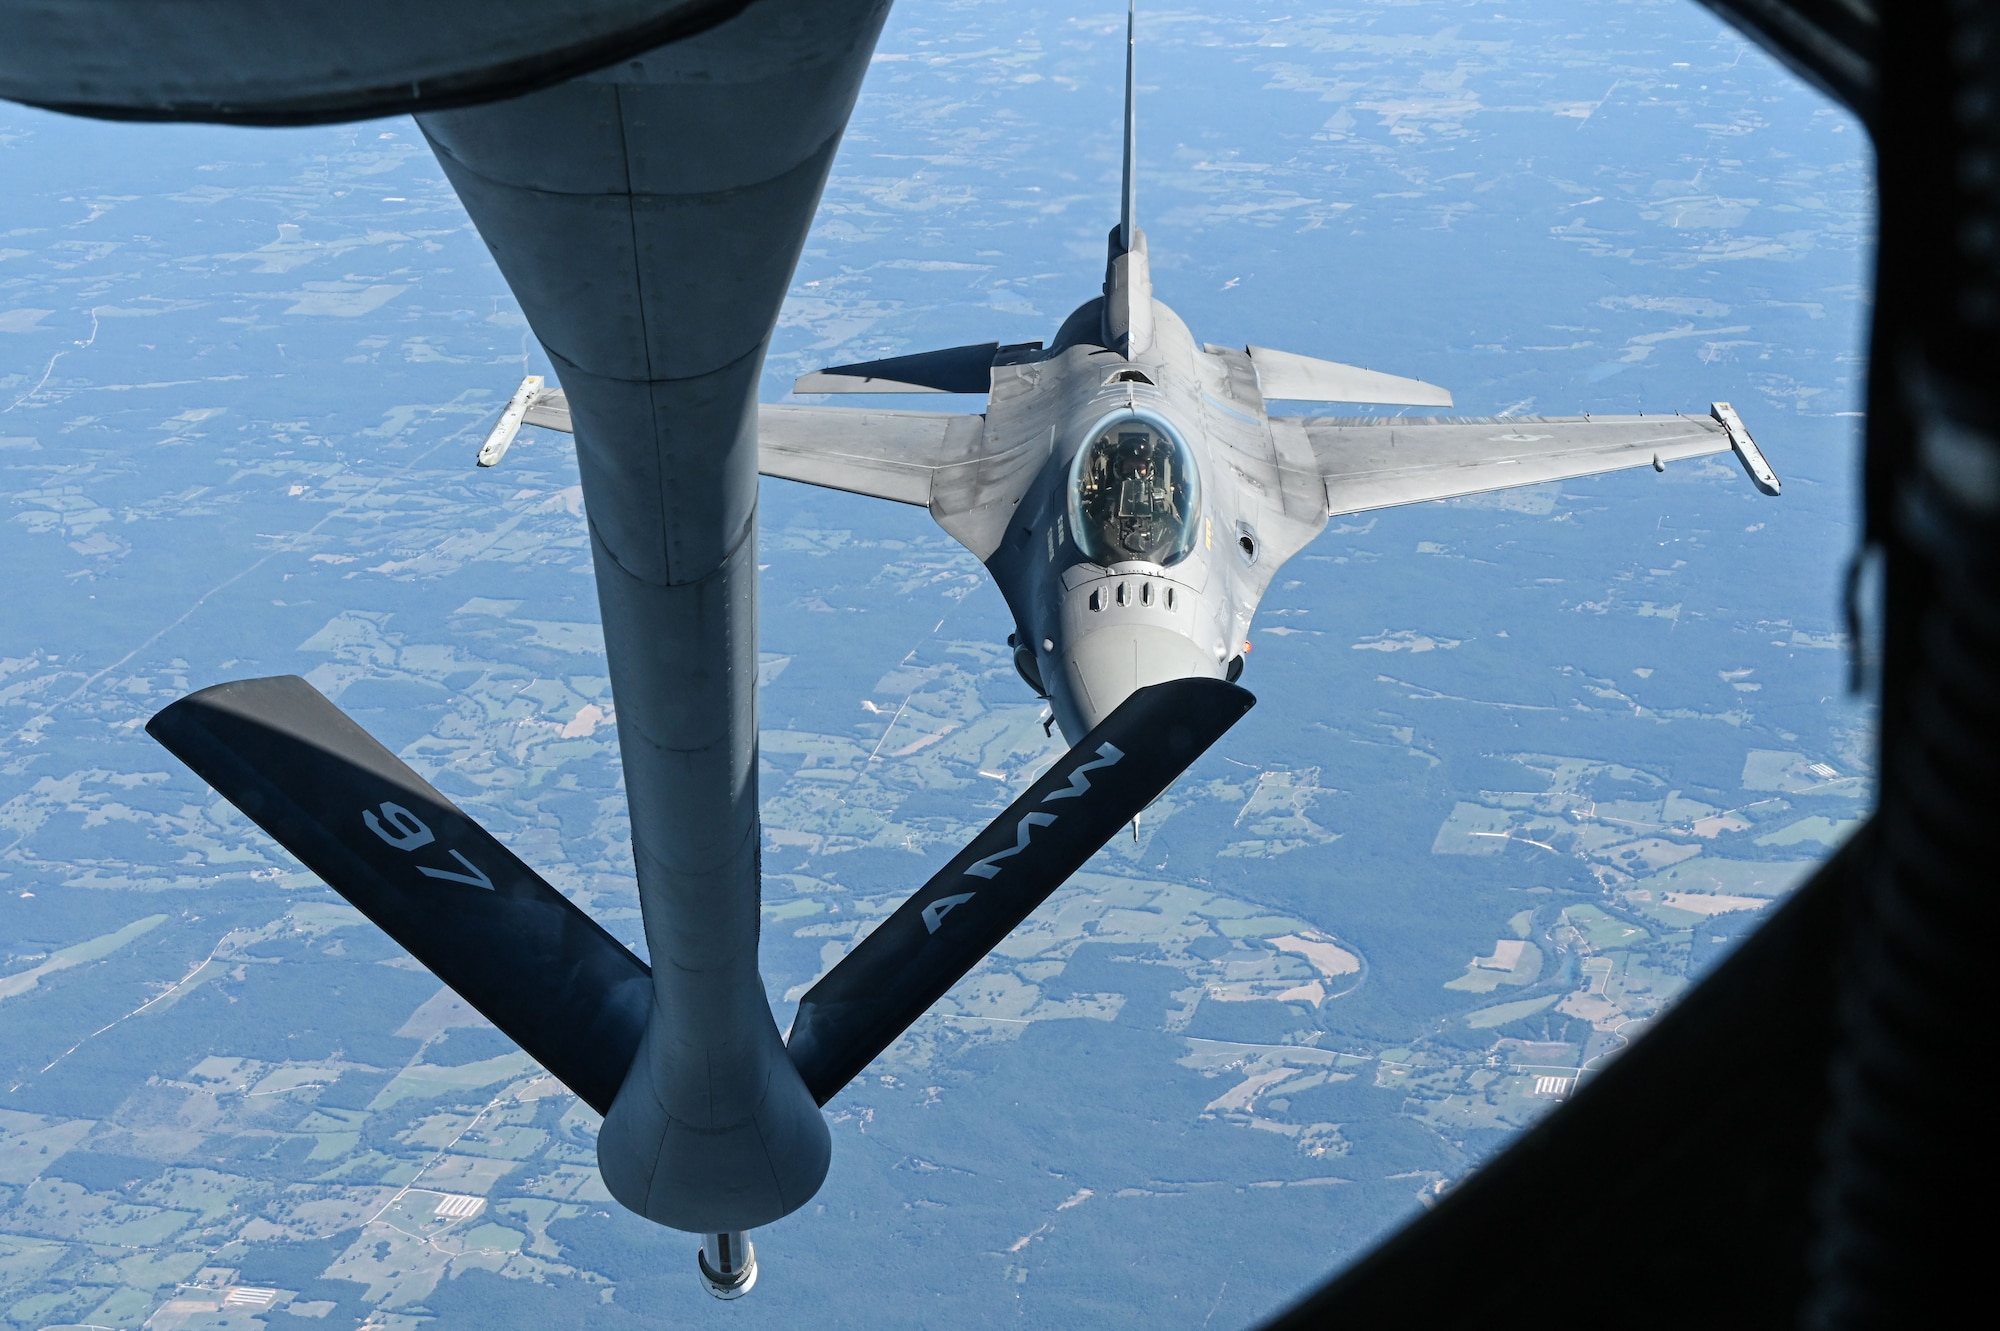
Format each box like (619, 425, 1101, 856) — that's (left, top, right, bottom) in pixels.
(1102, 0, 1153, 355)
(1120, 0, 1136, 253)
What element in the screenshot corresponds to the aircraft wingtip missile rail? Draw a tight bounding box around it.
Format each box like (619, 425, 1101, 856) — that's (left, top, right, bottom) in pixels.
(1711, 401, 1782, 496)
(476, 373, 544, 467)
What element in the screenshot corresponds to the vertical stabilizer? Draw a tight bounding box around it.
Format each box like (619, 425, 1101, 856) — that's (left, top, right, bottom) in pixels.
(1103, 0, 1153, 356)
(1120, 0, 1136, 253)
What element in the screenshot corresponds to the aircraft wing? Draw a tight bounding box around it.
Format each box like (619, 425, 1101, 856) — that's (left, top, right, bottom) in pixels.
(757, 404, 988, 507)
(1276, 402, 1780, 517)
(490, 383, 985, 509)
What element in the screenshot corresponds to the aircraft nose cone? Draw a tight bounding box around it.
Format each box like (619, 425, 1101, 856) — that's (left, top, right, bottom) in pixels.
(1054, 624, 1223, 741)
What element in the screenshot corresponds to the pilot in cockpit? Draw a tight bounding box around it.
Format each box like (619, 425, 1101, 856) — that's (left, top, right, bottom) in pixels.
(1070, 412, 1201, 568)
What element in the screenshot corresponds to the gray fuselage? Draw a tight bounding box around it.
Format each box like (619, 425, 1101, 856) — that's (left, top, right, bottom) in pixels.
(984, 294, 1327, 744)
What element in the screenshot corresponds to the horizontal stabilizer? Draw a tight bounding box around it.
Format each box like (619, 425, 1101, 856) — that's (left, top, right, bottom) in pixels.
(793, 341, 1041, 395)
(786, 676, 1254, 1104)
(1248, 345, 1453, 407)
(147, 676, 649, 1114)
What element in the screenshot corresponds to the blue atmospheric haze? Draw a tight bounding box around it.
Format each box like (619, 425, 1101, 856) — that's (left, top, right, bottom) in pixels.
(0, 3, 1870, 1328)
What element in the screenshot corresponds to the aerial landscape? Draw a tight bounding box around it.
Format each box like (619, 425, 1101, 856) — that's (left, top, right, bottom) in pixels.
(0, 1, 1870, 1327)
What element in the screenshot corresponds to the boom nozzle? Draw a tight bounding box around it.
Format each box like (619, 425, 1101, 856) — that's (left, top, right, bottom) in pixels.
(698, 1231, 758, 1300)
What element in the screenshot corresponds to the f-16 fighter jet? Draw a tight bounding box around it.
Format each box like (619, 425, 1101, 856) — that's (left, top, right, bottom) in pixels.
(139, 0, 1776, 1299)
(486, 7, 1780, 751)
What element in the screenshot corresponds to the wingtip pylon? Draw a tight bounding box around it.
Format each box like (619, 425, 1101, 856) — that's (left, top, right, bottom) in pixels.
(1711, 402, 1782, 496)
(478, 373, 544, 467)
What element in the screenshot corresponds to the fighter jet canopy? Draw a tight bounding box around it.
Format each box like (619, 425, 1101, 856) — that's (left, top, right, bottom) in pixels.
(1068, 409, 1201, 567)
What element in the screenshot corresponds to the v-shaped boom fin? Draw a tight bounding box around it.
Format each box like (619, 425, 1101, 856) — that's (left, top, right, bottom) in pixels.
(148, 676, 651, 1114)
(786, 676, 1253, 1104)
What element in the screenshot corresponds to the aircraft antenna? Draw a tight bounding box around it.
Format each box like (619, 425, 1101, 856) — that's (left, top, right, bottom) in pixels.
(1120, 0, 1137, 253)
